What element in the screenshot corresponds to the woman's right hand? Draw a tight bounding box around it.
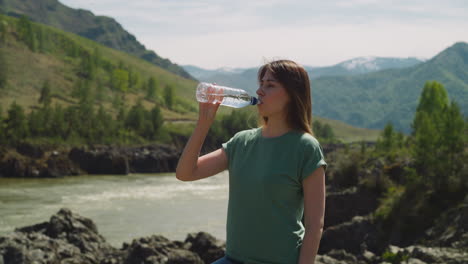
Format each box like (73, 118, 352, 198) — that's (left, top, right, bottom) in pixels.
(198, 84, 222, 125)
(198, 101, 220, 125)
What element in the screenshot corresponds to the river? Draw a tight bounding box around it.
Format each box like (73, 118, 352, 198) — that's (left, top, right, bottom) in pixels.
(0, 172, 229, 247)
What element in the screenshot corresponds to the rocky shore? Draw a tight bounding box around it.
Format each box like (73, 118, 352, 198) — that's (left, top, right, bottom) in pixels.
(0, 143, 181, 178)
(1, 194, 467, 264)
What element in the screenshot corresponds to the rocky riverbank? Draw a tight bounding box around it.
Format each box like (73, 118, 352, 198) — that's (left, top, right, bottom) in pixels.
(0, 143, 181, 178)
(1, 197, 467, 264)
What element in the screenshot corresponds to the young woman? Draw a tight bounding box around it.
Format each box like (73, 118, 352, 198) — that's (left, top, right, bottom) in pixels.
(176, 60, 327, 264)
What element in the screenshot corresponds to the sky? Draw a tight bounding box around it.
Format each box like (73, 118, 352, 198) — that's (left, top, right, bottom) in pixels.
(59, 0, 468, 69)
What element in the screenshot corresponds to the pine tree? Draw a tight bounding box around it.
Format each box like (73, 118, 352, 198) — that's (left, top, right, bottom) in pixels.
(5, 101, 29, 144)
(413, 81, 448, 134)
(440, 101, 466, 181)
(164, 85, 175, 109)
(111, 69, 129, 92)
(0, 105, 4, 143)
(146, 77, 158, 101)
(17, 16, 37, 52)
(39, 80, 52, 106)
(0, 48, 7, 89)
(411, 81, 465, 190)
(377, 123, 396, 152)
(149, 105, 164, 137)
(125, 101, 146, 136)
(0, 19, 7, 42)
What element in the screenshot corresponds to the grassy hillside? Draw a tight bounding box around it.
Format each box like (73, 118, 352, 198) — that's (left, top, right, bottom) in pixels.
(0, 14, 198, 122)
(0, 0, 193, 80)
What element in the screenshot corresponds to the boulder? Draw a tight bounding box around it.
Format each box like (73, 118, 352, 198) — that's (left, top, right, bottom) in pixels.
(126, 144, 180, 173)
(325, 187, 379, 228)
(423, 196, 468, 249)
(69, 147, 129, 175)
(0, 208, 115, 264)
(319, 215, 380, 255)
(184, 232, 226, 264)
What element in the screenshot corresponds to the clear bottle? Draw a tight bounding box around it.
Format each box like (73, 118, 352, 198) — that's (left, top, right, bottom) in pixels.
(196, 82, 258, 108)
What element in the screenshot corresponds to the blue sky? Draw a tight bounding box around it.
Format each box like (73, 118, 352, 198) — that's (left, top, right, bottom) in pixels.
(59, 0, 468, 69)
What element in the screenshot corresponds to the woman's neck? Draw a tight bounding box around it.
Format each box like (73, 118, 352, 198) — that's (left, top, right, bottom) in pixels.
(261, 117, 291, 138)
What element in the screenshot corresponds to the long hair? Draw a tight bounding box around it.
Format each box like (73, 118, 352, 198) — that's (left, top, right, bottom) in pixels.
(258, 60, 313, 135)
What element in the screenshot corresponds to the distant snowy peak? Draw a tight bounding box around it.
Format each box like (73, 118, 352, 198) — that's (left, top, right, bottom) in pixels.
(216, 67, 245, 74)
(340, 56, 379, 71)
(338, 57, 424, 72)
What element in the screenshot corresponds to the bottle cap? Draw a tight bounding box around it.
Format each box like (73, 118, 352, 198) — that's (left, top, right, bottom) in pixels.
(251, 97, 258, 105)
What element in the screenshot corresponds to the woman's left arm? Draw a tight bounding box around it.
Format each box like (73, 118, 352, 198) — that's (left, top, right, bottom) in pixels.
(298, 166, 326, 264)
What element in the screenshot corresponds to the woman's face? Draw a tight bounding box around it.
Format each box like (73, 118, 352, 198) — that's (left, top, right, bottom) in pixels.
(256, 70, 290, 119)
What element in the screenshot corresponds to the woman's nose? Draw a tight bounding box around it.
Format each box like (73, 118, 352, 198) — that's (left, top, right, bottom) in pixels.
(256, 87, 264, 96)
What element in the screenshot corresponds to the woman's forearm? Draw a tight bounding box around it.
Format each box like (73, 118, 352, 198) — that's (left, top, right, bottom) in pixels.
(175, 121, 211, 181)
(298, 227, 323, 264)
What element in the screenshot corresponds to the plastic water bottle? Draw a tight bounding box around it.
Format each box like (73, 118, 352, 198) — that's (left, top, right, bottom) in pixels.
(196, 82, 258, 108)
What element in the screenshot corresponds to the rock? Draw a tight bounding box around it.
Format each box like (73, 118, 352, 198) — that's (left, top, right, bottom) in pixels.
(325, 187, 379, 228)
(423, 198, 468, 249)
(326, 249, 359, 263)
(184, 232, 225, 264)
(126, 144, 180, 173)
(406, 245, 468, 264)
(167, 249, 204, 264)
(315, 254, 348, 264)
(121, 235, 205, 264)
(15, 143, 45, 159)
(319, 215, 381, 254)
(69, 147, 129, 175)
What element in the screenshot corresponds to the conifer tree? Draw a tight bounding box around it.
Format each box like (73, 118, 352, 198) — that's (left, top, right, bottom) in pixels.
(5, 101, 29, 144)
(39, 80, 52, 106)
(412, 81, 465, 189)
(0, 48, 7, 89)
(111, 69, 129, 92)
(149, 105, 164, 136)
(0, 105, 4, 143)
(0, 19, 7, 42)
(164, 85, 175, 109)
(146, 77, 158, 101)
(440, 101, 466, 180)
(377, 123, 396, 152)
(17, 16, 36, 52)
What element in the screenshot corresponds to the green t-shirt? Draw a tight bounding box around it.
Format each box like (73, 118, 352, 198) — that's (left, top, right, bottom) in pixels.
(222, 127, 327, 264)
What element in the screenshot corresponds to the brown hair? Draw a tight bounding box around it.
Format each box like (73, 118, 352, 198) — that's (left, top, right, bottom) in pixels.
(258, 60, 313, 135)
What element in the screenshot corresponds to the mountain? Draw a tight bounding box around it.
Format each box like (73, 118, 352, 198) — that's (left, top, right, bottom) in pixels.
(0, 0, 194, 80)
(305, 57, 424, 79)
(313, 42, 468, 133)
(183, 57, 424, 89)
(184, 44, 467, 133)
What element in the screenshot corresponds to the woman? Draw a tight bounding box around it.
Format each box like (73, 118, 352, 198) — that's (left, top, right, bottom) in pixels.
(176, 60, 327, 264)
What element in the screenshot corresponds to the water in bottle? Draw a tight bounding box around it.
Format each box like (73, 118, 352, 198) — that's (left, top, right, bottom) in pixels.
(196, 82, 259, 108)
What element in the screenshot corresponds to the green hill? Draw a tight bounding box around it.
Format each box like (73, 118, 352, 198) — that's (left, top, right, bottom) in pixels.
(0, 0, 194, 80)
(0, 14, 198, 120)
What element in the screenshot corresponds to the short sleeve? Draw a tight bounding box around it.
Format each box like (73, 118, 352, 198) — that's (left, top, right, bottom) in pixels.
(222, 135, 235, 160)
(221, 130, 244, 165)
(300, 136, 327, 182)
